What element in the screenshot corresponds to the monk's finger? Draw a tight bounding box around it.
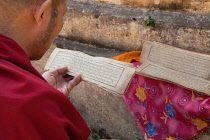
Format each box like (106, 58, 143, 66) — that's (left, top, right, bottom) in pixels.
(66, 74, 82, 94)
(49, 66, 68, 77)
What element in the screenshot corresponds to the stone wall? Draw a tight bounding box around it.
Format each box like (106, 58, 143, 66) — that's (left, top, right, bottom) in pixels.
(61, 1, 210, 54)
(73, 0, 210, 13)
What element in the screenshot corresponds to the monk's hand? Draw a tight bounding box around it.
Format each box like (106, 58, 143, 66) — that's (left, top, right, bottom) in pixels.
(42, 66, 81, 96)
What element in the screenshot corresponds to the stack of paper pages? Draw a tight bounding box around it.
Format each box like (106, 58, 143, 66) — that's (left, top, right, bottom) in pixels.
(45, 42, 210, 95)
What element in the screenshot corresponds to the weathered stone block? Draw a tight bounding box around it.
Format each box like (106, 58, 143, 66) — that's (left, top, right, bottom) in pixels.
(73, 0, 210, 12)
(60, 1, 210, 54)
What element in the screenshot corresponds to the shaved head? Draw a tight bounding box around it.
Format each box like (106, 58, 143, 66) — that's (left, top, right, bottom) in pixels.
(0, 0, 67, 60)
(0, 0, 62, 36)
(0, 0, 61, 8)
(0, 0, 61, 17)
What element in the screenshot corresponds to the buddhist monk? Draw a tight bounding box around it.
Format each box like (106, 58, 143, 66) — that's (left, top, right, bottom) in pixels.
(0, 0, 90, 139)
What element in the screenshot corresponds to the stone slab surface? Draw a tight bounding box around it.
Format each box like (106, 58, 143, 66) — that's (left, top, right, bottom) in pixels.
(69, 82, 144, 140)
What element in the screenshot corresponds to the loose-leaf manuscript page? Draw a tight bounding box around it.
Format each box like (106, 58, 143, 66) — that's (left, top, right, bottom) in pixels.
(45, 48, 135, 94)
(136, 42, 210, 95)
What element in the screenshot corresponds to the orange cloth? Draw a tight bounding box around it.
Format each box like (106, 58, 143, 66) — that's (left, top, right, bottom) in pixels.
(111, 51, 141, 62)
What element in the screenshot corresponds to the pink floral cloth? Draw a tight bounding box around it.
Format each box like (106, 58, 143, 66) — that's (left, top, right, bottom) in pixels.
(123, 62, 210, 140)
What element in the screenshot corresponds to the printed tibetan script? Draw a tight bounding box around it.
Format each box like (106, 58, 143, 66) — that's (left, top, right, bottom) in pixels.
(136, 42, 210, 95)
(45, 48, 135, 94)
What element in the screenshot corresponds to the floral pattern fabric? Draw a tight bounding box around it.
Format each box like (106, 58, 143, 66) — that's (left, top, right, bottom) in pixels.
(123, 62, 210, 140)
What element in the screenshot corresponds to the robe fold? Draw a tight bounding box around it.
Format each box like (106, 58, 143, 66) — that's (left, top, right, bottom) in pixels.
(0, 34, 90, 140)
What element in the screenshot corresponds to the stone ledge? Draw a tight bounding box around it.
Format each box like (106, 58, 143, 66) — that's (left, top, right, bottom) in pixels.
(68, 1, 210, 29)
(73, 0, 210, 13)
(55, 37, 128, 58)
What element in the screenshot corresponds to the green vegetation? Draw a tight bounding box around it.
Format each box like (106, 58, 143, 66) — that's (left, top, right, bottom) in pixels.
(144, 16, 156, 28)
(90, 133, 101, 140)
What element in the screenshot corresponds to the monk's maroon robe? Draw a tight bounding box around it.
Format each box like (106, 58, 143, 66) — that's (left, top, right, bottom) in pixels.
(0, 34, 90, 140)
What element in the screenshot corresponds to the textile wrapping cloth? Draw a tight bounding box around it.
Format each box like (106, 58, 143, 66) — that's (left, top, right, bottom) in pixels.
(112, 52, 210, 140)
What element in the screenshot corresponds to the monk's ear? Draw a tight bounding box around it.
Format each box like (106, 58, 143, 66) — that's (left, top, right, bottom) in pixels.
(34, 0, 52, 26)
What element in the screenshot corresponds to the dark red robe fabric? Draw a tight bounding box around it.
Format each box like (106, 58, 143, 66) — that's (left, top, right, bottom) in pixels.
(0, 34, 90, 140)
